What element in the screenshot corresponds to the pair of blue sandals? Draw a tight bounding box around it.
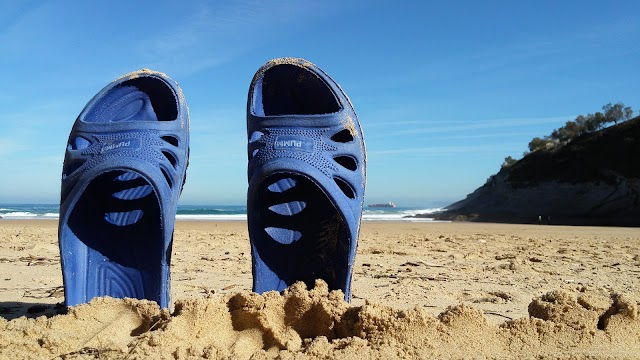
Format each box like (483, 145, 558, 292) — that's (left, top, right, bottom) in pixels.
(58, 58, 366, 309)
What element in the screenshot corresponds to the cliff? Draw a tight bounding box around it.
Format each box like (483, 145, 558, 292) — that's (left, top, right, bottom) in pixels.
(429, 116, 640, 226)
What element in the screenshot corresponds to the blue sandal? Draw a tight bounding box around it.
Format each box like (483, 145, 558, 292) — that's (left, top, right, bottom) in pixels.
(246, 58, 366, 300)
(58, 69, 189, 308)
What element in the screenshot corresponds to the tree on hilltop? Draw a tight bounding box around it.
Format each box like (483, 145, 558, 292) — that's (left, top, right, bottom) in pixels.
(624, 106, 634, 121)
(603, 102, 634, 125)
(574, 114, 599, 133)
(502, 156, 517, 168)
(530, 102, 633, 153)
(528, 137, 554, 152)
(550, 120, 582, 142)
(512, 102, 634, 165)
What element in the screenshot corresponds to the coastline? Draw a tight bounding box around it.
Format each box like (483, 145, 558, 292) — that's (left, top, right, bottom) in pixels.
(0, 204, 445, 222)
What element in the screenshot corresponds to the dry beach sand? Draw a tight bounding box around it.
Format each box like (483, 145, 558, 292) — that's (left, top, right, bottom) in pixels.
(0, 219, 639, 359)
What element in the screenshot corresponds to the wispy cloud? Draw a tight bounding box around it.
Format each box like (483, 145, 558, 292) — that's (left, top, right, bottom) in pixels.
(364, 119, 458, 129)
(137, 0, 330, 77)
(389, 116, 571, 136)
(434, 131, 534, 141)
(369, 143, 521, 157)
(364, 10, 640, 93)
(0, 137, 27, 157)
(0, 0, 47, 36)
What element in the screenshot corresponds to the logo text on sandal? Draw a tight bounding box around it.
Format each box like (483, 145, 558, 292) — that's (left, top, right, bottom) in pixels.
(100, 139, 141, 154)
(273, 135, 314, 152)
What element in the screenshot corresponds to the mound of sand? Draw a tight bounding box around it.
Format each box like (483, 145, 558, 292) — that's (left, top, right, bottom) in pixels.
(1, 280, 638, 359)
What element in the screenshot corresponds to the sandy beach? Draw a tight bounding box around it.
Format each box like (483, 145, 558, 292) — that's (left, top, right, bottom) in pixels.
(0, 219, 639, 359)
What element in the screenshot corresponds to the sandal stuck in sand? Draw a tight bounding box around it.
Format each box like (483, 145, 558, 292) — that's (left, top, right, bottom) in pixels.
(58, 69, 189, 308)
(246, 58, 366, 300)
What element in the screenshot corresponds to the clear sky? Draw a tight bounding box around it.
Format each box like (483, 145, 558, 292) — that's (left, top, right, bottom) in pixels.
(0, 0, 638, 207)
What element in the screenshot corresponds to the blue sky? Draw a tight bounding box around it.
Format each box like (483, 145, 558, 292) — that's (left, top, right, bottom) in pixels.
(0, 0, 638, 207)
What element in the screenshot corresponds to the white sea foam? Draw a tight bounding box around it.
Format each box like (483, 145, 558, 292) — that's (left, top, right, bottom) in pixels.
(1, 211, 39, 219)
(0, 205, 446, 222)
(362, 208, 444, 221)
(176, 214, 247, 221)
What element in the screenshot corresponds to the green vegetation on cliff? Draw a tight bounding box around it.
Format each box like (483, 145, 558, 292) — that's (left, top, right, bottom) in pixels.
(507, 115, 640, 186)
(524, 103, 634, 154)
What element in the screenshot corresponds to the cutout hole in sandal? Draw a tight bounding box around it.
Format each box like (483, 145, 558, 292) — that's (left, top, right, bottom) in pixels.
(69, 136, 92, 150)
(334, 156, 357, 171)
(330, 129, 354, 143)
(162, 150, 178, 169)
(116, 172, 141, 181)
(267, 177, 297, 193)
(265, 227, 302, 245)
(269, 201, 306, 216)
(333, 177, 356, 199)
(105, 210, 144, 226)
(249, 131, 264, 143)
(161, 167, 173, 189)
(161, 135, 179, 147)
(112, 185, 153, 200)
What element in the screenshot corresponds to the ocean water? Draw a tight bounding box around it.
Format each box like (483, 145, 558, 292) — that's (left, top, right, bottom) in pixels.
(0, 204, 442, 222)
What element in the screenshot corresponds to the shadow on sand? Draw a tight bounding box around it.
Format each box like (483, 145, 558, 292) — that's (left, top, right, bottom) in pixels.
(0, 301, 66, 320)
